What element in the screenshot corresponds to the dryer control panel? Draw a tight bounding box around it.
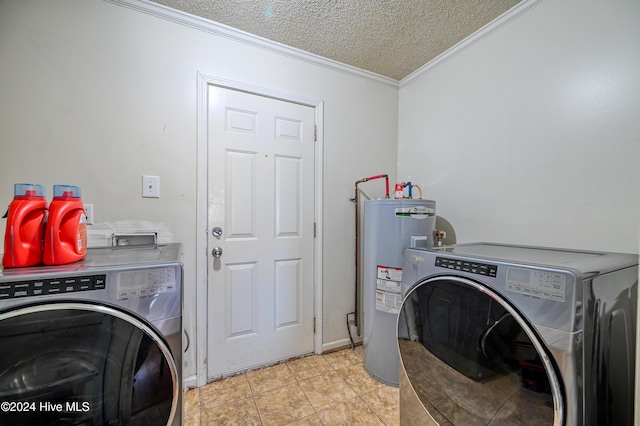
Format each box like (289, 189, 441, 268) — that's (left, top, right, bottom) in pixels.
(0, 275, 107, 300)
(117, 267, 177, 299)
(435, 256, 498, 277)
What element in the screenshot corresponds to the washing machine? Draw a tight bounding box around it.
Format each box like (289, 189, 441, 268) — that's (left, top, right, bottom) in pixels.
(0, 243, 183, 426)
(397, 242, 638, 426)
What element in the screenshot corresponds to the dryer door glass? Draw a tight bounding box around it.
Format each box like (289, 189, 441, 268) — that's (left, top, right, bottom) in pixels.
(0, 302, 178, 426)
(398, 276, 563, 425)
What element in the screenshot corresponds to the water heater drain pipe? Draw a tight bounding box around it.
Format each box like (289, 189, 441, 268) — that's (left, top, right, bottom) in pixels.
(350, 174, 389, 339)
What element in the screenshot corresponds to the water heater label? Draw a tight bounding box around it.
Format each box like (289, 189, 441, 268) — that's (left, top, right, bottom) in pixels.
(505, 267, 566, 302)
(376, 265, 402, 313)
(394, 206, 435, 219)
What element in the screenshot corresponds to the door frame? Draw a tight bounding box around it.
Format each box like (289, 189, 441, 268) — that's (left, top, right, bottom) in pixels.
(195, 72, 324, 387)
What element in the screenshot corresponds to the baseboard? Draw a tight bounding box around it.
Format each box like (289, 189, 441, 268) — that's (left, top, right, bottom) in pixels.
(322, 337, 363, 353)
(183, 374, 198, 391)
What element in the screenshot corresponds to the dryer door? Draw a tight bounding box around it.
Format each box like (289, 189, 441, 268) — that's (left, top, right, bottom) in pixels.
(0, 302, 179, 426)
(398, 276, 564, 425)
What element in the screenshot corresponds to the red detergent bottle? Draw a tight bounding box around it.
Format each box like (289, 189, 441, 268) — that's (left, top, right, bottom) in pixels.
(2, 184, 47, 268)
(43, 185, 87, 265)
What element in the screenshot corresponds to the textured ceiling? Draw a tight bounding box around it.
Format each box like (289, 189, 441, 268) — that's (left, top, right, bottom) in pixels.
(150, 0, 522, 80)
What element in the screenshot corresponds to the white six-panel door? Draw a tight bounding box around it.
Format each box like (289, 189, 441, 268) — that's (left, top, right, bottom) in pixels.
(206, 86, 315, 379)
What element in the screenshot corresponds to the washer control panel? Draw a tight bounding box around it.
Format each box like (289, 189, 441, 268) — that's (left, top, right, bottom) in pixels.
(117, 267, 177, 299)
(435, 256, 498, 277)
(0, 275, 106, 300)
(505, 267, 566, 302)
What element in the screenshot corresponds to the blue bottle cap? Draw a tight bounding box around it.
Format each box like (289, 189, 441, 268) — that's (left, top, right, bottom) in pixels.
(53, 185, 82, 198)
(14, 183, 45, 197)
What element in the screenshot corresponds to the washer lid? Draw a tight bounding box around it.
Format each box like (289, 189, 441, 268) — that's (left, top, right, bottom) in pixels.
(427, 242, 637, 276)
(0, 243, 183, 280)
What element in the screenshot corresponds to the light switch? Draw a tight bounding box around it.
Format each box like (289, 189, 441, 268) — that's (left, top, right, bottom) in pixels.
(142, 175, 160, 198)
(85, 204, 94, 224)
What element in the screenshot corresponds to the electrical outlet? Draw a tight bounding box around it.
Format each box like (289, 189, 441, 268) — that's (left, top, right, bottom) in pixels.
(85, 204, 94, 225)
(142, 175, 160, 198)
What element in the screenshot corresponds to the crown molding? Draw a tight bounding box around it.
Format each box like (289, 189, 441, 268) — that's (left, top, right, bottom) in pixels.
(104, 0, 544, 89)
(103, 0, 399, 87)
(400, 0, 545, 86)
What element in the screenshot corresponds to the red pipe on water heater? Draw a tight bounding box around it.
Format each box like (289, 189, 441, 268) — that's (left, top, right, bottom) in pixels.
(355, 174, 390, 199)
(350, 174, 389, 341)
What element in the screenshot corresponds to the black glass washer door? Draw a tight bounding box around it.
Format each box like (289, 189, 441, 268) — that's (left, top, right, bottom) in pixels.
(0, 302, 178, 426)
(398, 276, 564, 425)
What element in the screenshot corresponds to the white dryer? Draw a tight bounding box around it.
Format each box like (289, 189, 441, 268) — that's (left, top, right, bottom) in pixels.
(397, 243, 638, 426)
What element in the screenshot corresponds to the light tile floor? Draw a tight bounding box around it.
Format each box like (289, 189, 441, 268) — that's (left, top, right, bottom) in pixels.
(183, 346, 399, 425)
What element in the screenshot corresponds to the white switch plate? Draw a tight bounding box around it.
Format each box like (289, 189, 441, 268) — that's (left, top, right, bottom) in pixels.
(142, 175, 160, 198)
(85, 204, 94, 224)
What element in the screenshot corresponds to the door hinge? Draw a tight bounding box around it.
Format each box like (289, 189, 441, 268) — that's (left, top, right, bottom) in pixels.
(313, 222, 317, 238)
(313, 316, 316, 333)
(314, 125, 317, 141)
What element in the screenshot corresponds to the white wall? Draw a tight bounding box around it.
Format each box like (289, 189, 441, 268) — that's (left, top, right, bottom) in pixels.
(0, 0, 399, 383)
(399, 0, 640, 254)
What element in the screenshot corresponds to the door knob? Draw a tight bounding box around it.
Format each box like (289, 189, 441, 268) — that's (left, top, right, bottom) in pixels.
(212, 247, 223, 258)
(212, 227, 223, 238)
